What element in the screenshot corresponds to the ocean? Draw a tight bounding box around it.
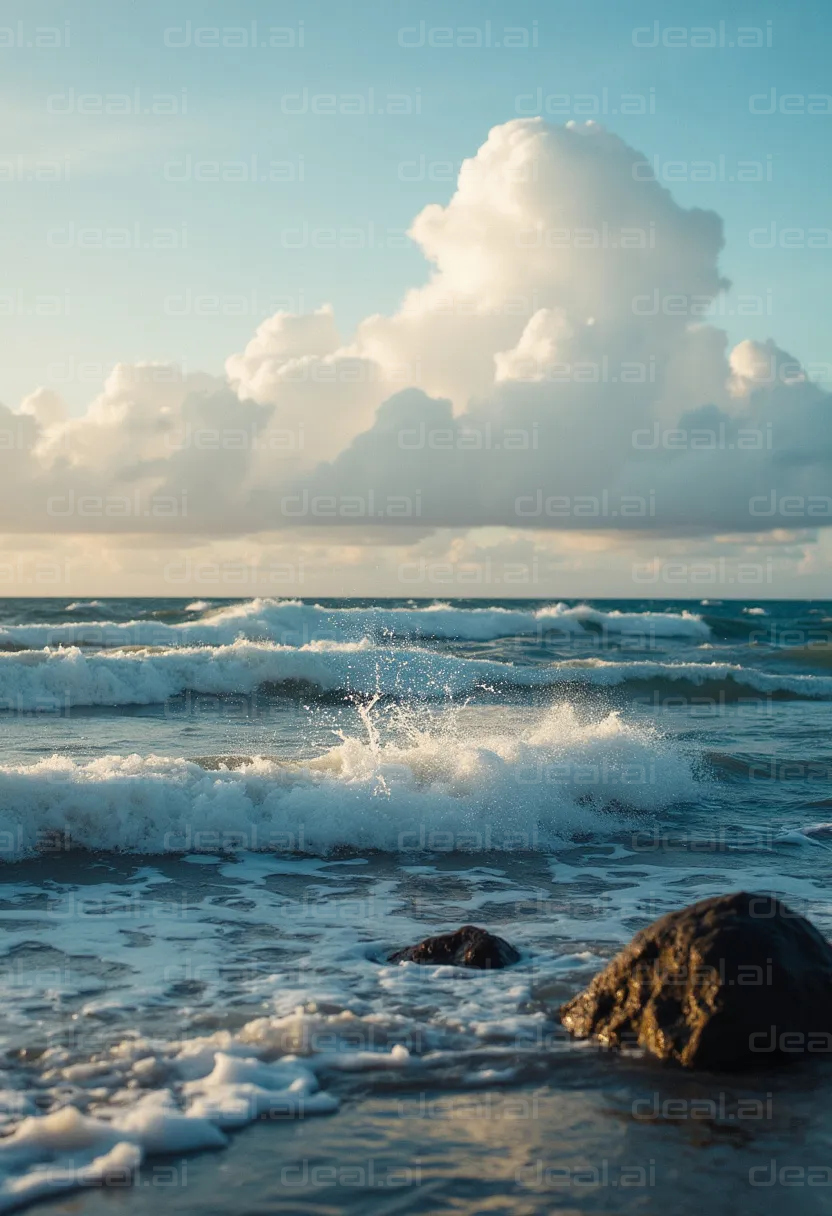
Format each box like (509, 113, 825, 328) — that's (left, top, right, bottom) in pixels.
(0, 596, 830, 1214)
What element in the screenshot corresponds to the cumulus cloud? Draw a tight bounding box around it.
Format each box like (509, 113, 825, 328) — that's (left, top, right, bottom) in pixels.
(2, 117, 831, 549)
(18, 388, 68, 430)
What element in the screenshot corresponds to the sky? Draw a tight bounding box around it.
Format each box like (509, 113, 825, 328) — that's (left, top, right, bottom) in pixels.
(2, 0, 832, 597)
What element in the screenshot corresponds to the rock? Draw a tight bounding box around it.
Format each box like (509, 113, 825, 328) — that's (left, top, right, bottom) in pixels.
(389, 925, 520, 969)
(559, 891, 832, 1069)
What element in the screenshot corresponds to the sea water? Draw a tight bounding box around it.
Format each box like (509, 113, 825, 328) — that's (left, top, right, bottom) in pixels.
(0, 596, 829, 1214)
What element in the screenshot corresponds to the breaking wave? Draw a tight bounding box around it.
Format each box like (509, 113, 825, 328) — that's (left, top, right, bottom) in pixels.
(0, 641, 829, 710)
(0, 704, 699, 856)
(0, 599, 711, 650)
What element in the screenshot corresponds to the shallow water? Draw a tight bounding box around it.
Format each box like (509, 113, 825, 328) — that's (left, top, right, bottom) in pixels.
(0, 596, 829, 1213)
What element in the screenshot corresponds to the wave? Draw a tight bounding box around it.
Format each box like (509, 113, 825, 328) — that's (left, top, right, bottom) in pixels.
(0, 640, 554, 709)
(0, 704, 699, 856)
(777, 643, 832, 670)
(706, 751, 832, 781)
(64, 600, 111, 612)
(561, 658, 832, 702)
(0, 598, 711, 650)
(0, 641, 829, 711)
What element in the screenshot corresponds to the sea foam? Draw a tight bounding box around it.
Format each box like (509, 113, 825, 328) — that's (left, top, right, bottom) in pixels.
(0, 599, 711, 650)
(0, 641, 828, 711)
(0, 704, 699, 856)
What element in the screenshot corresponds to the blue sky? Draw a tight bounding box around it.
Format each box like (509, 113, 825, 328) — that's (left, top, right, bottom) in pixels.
(3, 0, 830, 409)
(2, 0, 832, 596)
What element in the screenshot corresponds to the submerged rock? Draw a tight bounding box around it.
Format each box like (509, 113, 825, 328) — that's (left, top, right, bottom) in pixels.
(389, 925, 520, 969)
(559, 891, 832, 1069)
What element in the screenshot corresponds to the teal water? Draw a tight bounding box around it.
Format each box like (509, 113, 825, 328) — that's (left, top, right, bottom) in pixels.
(0, 597, 828, 1213)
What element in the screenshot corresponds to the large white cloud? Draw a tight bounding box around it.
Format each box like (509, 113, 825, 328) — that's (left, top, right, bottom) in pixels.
(2, 117, 831, 545)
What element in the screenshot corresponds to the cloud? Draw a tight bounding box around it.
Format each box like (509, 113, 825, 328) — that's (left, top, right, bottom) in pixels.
(224, 304, 395, 465)
(2, 117, 831, 548)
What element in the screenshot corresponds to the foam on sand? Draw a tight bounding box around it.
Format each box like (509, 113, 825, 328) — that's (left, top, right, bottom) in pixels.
(0, 1051, 334, 1212)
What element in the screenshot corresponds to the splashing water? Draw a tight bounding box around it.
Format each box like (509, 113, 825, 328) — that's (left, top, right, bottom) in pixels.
(350, 692, 391, 797)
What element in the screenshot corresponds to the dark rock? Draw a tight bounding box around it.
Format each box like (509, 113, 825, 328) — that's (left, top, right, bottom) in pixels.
(559, 891, 832, 1069)
(389, 925, 520, 969)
